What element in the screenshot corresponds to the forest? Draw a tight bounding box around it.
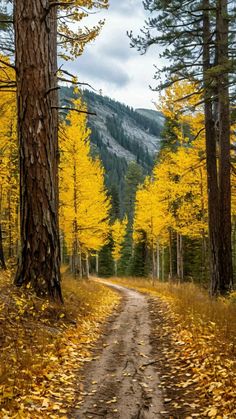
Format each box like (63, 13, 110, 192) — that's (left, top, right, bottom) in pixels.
(0, 0, 235, 418)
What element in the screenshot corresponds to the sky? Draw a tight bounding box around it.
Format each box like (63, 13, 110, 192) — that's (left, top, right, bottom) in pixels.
(66, 0, 163, 110)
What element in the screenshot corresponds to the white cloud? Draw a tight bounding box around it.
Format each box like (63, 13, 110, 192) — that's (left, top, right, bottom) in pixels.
(64, 0, 163, 109)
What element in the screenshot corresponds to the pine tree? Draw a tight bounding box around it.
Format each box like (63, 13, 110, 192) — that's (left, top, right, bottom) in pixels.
(119, 162, 143, 275)
(129, 0, 234, 294)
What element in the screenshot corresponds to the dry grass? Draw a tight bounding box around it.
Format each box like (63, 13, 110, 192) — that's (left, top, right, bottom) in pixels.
(110, 277, 236, 418)
(110, 277, 236, 347)
(0, 270, 120, 418)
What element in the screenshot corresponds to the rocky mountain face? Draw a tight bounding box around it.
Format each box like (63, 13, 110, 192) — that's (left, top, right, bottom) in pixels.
(60, 87, 164, 207)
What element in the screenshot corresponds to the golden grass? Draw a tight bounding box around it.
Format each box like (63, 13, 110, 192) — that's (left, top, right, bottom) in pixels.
(0, 270, 121, 418)
(110, 277, 236, 417)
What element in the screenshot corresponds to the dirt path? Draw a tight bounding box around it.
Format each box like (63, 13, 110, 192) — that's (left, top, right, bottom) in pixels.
(73, 281, 164, 419)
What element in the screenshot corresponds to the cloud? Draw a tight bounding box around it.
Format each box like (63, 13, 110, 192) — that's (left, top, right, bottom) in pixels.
(63, 0, 164, 108)
(69, 50, 131, 88)
(109, 0, 139, 16)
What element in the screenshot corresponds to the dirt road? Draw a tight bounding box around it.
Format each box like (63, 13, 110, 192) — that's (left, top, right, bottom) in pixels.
(73, 281, 164, 419)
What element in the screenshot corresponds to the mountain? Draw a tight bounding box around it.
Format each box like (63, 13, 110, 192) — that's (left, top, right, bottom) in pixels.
(136, 108, 165, 127)
(60, 87, 164, 211)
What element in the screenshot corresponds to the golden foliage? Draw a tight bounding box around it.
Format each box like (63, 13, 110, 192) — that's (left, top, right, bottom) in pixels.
(111, 217, 127, 262)
(0, 56, 18, 262)
(133, 80, 208, 252)
(58, 1, 109, 60)
(59, 92, 111, 259)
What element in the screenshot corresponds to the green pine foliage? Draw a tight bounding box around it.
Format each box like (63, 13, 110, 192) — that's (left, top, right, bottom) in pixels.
(98, 238, 114, 278)
(129, 231, 149, 277)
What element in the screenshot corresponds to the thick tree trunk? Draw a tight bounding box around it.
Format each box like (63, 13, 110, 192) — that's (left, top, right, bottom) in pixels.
(14, 1, 62, 301)
(203, 0, 220, 295)
(217, 0, 233, 293)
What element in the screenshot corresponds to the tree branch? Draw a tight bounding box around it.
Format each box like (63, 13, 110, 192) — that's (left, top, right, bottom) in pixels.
(0, 59, 15, 70)
(52, 106, 96, 116)
(58, 77, 96, 90)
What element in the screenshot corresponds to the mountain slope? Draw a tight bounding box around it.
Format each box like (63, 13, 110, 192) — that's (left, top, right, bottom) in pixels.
(60, 87, 164, 208)
(83, 90, 163, 162)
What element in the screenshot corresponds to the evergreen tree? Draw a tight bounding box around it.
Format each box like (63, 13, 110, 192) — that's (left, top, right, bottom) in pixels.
(119, 162, 144, 275)
(129, 230, 149, 277)
(129, 0, 234, 294)
(98, 237, 114, 278)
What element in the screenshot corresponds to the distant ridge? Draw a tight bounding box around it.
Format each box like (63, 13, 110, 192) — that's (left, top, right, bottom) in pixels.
(60, 87, 164, 205)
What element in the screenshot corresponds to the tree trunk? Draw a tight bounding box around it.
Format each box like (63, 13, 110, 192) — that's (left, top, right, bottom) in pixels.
(114, 260, 117, 276)
(85, 253, 90, 279)
(161, 247, 165, 281)
(202, 0, 220, 295)
(217, 0, 233, 293)
(232, 218, 236, 283)
(8, 190, 13, 259)
(177, 233, 184, 280)
(179, 234, 184, 280)
(14, 1, 62, 301)
(152, 243, 157, 280)
(0, 224, 6, 270)
(96, 252, 99, 276)
(169, 229, 173, 279)
(156, 242, 160, 279)
(177, 233, 180, 278)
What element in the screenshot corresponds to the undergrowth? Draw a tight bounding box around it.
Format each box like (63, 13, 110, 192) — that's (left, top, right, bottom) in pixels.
(0, 270, 120, 418)
(110, 277, 236, 418)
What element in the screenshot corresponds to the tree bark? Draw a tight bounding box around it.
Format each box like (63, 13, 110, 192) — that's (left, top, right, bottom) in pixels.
(85, 253, 90, 279)
(161, 246, 165, 281)
(114, 260, 117, 277)
(0, 224, 6, 270)
(217, 0, 233, 293)
(156, 242, 160, 279)
(169, 229, 173, 279)
(96, 252, 99, 276)
(8, 190, 13, 258)
(202, 0, 220, 295)
(152, 242, 157, 280)
(14, 1, 62, 301)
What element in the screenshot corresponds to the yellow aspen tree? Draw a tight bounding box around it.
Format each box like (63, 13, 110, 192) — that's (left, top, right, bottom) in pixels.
(60, 93, 110, 277)
(158, 80, 208, 279)
(111, 217, 127, 276)
(0, 57, 18, 267)
(133, 175, 171, 279)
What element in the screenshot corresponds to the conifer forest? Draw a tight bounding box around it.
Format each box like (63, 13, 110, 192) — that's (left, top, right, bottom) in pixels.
(0, 0, 236, 418)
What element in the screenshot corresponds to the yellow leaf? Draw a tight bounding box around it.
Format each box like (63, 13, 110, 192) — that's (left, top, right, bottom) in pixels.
(208, 407, 218, 417)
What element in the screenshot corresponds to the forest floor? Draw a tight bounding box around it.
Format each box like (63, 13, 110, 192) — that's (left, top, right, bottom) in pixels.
(0, 270, 120, 418)
(0, 273, 235, 419)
